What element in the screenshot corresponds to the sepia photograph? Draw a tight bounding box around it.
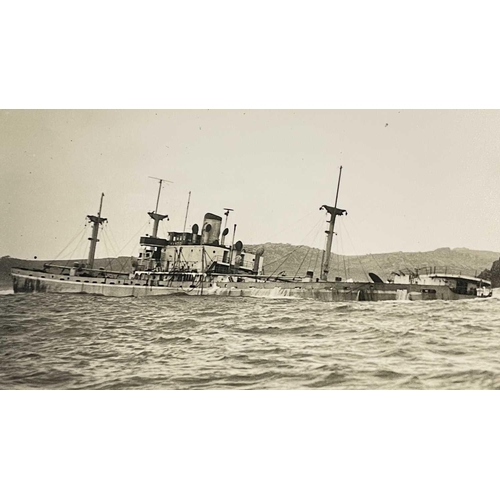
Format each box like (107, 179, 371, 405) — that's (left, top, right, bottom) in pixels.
(2, 109, 500, 390)
(2, 1, 499, 499)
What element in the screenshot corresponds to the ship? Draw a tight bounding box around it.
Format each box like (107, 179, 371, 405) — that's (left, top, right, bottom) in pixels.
(11, 169, 492, 301)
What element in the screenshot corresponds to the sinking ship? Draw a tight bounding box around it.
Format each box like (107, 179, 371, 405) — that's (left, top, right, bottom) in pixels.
(11, 169, 492, 301)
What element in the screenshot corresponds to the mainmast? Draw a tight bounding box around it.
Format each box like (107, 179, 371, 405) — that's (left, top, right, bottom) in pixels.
(148, 176, 172, 237)
(320, 166, 347, 281)
(87, 192, 107, 269)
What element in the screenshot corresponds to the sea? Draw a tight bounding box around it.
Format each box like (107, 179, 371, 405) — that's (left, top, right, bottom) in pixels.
(1, 289, 500, 389)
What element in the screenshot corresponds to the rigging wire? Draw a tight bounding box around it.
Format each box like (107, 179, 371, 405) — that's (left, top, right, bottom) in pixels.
(96, 220, 152, 275)
(305, 247, 317, 275)
(114, 220, 150, 257)
(264, 207, 322, 242)
(265, 214, 324, 279)
(101, 224, 122, 257)
(100, 225, 117, 262)
(339, 218, 369, 280)
(311, 239, 321, 276)
(116, 220, 151, 274)
(305, 220, 324, 274)
(344, 214, 406, 277)
(333, 220, 349, 279)
(103, 224, 135, 274)
(263, 212, 324, 270)
(340, 233, 349, 279)
(293, 246, 311, 280)
(61, 226, 89, 269)
(293, 218, 324, 279)
(47, 224, 87, 266)
(399, 251, 420, 273)
(266, 246, 304, 280)
(99, 228, 115, 271)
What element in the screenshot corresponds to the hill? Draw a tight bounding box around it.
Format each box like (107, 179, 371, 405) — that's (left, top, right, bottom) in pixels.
(2, 245, 498, 289)
(245, 244, 499, 282)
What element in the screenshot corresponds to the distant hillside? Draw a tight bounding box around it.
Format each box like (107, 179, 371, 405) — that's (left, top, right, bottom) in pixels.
(2, 246, 498, 289)
(245, 244, 499, 282)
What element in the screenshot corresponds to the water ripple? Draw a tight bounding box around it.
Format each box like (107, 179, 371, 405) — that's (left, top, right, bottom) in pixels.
(1, 294, 500, 389)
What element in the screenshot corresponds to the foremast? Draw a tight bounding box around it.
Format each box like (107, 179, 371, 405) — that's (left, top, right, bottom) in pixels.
(320, 166, 347, 281)
(148, 176, 171, 237)
(87, 192, 107, 269)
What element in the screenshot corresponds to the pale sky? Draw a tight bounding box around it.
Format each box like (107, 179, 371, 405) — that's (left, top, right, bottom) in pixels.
(2, 110, 500, 261)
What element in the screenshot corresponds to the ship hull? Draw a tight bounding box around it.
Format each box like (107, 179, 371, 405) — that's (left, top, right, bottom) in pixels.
(11, 268, 480, 301)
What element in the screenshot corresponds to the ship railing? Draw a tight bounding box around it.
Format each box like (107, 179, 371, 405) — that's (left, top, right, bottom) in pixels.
(42, 263, 130, 276)
(407, 266, 481, 278)
(208, 272, 294, 282)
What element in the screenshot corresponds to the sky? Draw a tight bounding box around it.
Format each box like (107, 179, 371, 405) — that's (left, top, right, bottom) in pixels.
(2, 109, 500, 261)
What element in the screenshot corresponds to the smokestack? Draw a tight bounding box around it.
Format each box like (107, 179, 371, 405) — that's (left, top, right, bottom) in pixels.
(201, 213, 222, 245)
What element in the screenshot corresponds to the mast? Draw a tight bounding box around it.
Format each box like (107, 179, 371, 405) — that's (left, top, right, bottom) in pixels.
(147, 176, 172, 238)
(87, 193, 107, 269)
(223, 208, 233, 231)
(221, 208, 233, 246)
(320, 166, 347, 281)
(182, 191, 191, 234)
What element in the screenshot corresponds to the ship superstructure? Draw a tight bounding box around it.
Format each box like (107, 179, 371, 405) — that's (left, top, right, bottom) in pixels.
(135, 211, 263, 278)
(134, 177, 263, 279)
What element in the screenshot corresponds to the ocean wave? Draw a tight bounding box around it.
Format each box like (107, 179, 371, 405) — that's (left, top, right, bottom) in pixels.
(2, 294, 500, 389)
